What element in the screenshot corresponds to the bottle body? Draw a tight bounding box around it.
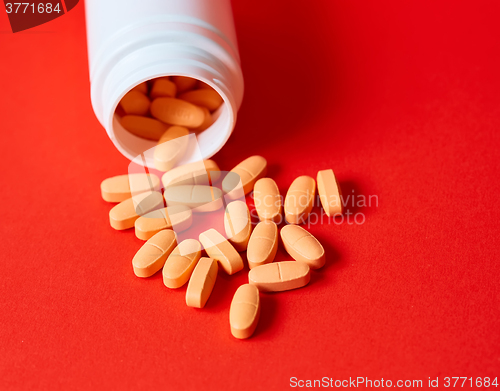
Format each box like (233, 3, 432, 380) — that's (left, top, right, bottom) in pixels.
(85, 0, 244, 166)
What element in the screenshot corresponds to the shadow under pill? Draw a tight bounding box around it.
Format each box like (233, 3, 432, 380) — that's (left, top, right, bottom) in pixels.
(203, 270, 235, 310)
(337, 179, 376, 216)
(253, 293, 279, 338)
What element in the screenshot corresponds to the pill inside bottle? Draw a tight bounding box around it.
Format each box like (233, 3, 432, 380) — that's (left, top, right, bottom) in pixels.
(113, 76, 226, 168)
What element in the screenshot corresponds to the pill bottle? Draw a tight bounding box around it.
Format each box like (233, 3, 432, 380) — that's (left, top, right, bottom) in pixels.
(85, 0, 244, 166)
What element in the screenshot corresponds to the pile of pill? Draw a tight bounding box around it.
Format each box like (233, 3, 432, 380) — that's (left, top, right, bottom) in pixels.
(116, 76, 223, 170)
(101, 154, 342, 339)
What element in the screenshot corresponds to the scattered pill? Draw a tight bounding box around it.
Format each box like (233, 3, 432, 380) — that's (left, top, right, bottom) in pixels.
(186, 257, 218, 308)
(120, 115, 169, 140)
(230, 284, 260, 339)
(172, 76, 198, 93)
(253, 178, 282, 224)
(199, 229, 244, 275)
(247, 221, 278, 269)
(280, 225, 325, 269)
(163, 239, 202, 288)
(120, 90, 150, 116)
(317, 169, 342, 216)
(101, 173, 160, 203)
(132, 230, 177, 278)
(164, 185, 223, 212)
(100, 152, 339, 340)
(248, 261, 311, 292)
(161, 159, 220, 188)
(131, 81, 148, 94)
(109, 191, 164, 230)
(222, 155, 267, 197)
(128, 173, 161, 197)
(284, 175, 316, 224)
(134, 205, 193, 241)
(178, 89, 223, 112)
(224, 200, 252, 252)
(150, 97, 205, 128)
(149, 78, 177, 99)
(153, 126, 190, 172)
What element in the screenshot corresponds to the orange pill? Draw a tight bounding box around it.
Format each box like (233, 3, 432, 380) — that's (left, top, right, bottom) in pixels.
(317, 169, 343, 216)
(224, 200, 252, 252)
(162, 239, 202, 288)
(191, 107, 213, 133)
(172, 76, 198, 93)
(109, 191, 164, 230)
(150, 97, 205, 128)
(131, 82, 148, 94)
(101, 173, 160, 203)
(284, 176, 316, 224)
(248, 261, 311, 292)
(153, 126, 190, 172)
(280, 225, 325, 269)
(120, 115, 169, 141)
(149, 78, 177, 99)
(230, 284, 260, 339)
(178, 89, 223, 112)
(134, 205, 193, 240)
(164, 185, 223, 213)
(199, 229, 244, 275)
(247, 221, 278, 269)
(222, 155, 267, 197)
(253, 178, 282, 224)
(185, 257, 218, 308)
(197, 81, 215, 91)
(161, 159, 221, 188)
(132, 230, 177, 278)
(119, 90, 150, 116)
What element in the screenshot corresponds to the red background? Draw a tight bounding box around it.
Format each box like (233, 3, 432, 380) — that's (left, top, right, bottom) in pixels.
(1, 0, 499, 389)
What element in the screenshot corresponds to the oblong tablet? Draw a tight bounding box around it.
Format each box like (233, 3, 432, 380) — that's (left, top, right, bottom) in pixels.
(248, 261, 311, 292)
(199, 229, 244, 275)
(317, 169, 342, 216)
(224, 200, 252, 252)
(149, 78, 177, 99)
(164, 185, 223, 212)
(222, 155, 267, 196)
(172, 76, 198, 93)
(153, 126, 190, 172)
(132, 230, 177, 277)
(101, 173, 160, 203)
(253, 178, 282, 223)
(284, 176, 316, 224)
(150, 97, 205, 128)
(109, 191, 164, 230)
(161, 160, 220, 188)
(134, 205, 193, 240)
(280, 225, 325, 269)
(198, 81, 215, 90)
(230, 284, 260, 339)
(120, 115, 169, 140)
(191, 107, 213, 133)
(186, 257, 218, 308)
(178, 89, 223, 112)
(162, 239, 202, 288)
(247, 221, 278, 269)
(119, 90, 150, 116)
(131, 82, 148, 94)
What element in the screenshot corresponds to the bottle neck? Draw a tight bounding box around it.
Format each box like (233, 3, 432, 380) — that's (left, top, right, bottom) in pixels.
(90, 25, 243, 165)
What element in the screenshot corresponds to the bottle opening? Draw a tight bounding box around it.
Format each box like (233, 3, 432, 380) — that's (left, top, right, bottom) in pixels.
(111, 75, 234, 166)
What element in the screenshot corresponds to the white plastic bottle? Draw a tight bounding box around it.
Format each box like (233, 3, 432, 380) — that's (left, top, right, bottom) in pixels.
(85, 0, 244, 165)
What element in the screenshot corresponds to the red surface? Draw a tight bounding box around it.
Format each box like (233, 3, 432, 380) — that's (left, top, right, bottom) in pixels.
(1, 1, 499, 389)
